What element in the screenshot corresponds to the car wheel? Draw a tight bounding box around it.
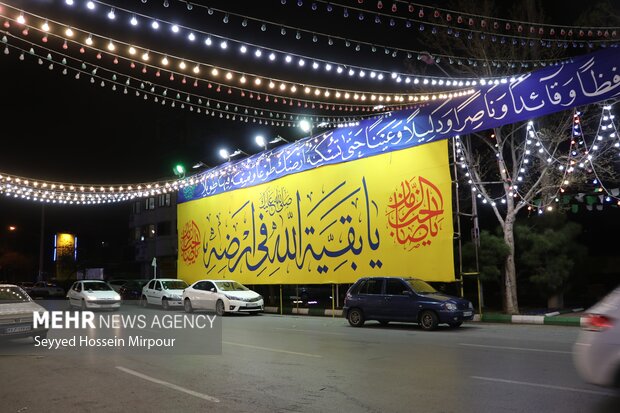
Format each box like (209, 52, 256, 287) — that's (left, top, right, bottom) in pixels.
(184, 298, 193, 313)
(215, 300, 225, 316)
(449, 321, 463, 328)
(419, 310, 438, 331)
(347, 308, 365, 327)
(379, 320, 390, 326)
(140, 296, 148, 308)
(162, 298, 169, 310)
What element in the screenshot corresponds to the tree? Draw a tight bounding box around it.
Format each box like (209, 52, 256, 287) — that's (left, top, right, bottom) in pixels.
(418, 0, 619, 313)
(515, 214, 587, 309)
(462, 229, 509, 283)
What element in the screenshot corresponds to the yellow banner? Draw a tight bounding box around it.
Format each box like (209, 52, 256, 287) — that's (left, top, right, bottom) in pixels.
(178, 141, 454, 285)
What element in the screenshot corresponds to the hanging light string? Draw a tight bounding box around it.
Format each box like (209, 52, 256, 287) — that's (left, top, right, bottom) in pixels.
(295, 0, 620, 42)
(54, 0, 517, 85)
(572, 103, 620, 203)
(80, 0, 581, 71)
(159, 0, 616, 64)
(0, 32, 377, 128)
(3, 14, 415, 114)
(1, 10, 477, 107)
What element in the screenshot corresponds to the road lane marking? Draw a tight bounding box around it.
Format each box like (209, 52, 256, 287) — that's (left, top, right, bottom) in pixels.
(115, 366, 220, 403)
(471, 376, 615, 397)
(223, 341, 322, 358)
(460, 343, 571, 354)
(273, 327, 346, 336)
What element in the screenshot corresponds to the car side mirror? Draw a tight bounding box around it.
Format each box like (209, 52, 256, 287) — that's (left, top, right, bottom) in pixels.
(210, 288, 215, 292)
(404, 290, 413, 296)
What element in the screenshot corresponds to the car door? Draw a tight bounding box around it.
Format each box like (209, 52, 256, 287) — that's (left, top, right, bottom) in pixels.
(191, 282, 209, 309)
(202, 281, 217, 310)
(383, 278, 419, 321)
(67, 282, 81, 305)
(144, 280, 156, 304)
(355, 278, 386, 320)
(153, 281, 164, 305)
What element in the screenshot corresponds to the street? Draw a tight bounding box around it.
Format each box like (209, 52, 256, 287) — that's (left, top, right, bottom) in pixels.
(1, 308, 619, 413)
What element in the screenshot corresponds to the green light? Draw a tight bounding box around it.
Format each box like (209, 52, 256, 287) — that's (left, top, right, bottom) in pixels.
(173, 164, 185, 176)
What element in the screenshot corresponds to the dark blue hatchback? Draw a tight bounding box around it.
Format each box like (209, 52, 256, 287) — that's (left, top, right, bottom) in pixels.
(343, 277, 474, 330)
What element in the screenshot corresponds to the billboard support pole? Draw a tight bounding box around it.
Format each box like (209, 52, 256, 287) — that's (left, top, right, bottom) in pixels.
(279, 285, 283, 315)
(331, 284, 335, 318)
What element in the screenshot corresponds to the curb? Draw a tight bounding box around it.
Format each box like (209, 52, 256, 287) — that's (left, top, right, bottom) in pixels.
(265, 307, 585, 326)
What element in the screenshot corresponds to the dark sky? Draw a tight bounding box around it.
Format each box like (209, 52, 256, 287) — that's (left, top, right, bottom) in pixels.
(0, 0, 617, 271)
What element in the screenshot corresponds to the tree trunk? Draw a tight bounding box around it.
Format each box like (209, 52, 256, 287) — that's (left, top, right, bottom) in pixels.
(548, 292, 564, 310)
(503, 216, 520, 314)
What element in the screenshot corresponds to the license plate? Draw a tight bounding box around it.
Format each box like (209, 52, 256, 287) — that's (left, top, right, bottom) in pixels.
(6, 325, 31, 334)
(463, 311, 473, 317)
(246, 303, 258, 307)
(173, 301, 183, 306)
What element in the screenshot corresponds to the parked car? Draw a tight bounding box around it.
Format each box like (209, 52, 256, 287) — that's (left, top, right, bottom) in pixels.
(343, 277, 474, 330)
(17, 282, 34, 296)
(66, 280, 121, 311)
(141, 279, 188, 310)
(183, 280, 264, 315)
(30, 281, 65, 298)
(0, 284, 48, 340)
(118, 280, 149, 301)
(573, 285, 620, 387)
(107, 279, 129, 293)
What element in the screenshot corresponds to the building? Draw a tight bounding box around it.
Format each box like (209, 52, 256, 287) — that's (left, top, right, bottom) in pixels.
(129, 192, 177, 278)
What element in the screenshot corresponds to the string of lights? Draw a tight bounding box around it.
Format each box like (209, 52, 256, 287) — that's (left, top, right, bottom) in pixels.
(129, 0, 590, 69)
(306, 0, 620, 41)
(0, 32, 378, 127)
(0, 8, 478, 107)
(52, 0, 523, 86)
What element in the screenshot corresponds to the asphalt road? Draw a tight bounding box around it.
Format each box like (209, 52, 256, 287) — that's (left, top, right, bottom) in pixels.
(1, 305, 619, 413)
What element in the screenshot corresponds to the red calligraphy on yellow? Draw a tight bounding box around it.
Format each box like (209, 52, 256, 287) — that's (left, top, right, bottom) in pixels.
(180, 220, 201, 265)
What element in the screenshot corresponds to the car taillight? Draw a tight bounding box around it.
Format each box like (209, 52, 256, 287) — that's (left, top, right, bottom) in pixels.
(584, 314, 613, 331)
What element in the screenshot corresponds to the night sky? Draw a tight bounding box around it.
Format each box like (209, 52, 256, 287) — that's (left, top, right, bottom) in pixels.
(0, 0, 617, 278)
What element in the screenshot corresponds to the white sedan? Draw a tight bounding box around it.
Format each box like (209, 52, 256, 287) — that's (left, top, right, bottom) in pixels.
(141, 278, 188, 310)
(183, 280, 264, 315)
(0, 284, 48, 340)
(67, 280, 121, 310)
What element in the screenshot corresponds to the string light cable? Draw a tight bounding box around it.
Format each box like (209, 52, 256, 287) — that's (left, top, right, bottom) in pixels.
(0, 32, 379, 128)
(299, 0, 620, 41)
(0, 8, 478, 107)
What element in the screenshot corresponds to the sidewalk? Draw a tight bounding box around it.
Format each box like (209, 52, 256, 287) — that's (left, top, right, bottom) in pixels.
(263, 306, 587, 326)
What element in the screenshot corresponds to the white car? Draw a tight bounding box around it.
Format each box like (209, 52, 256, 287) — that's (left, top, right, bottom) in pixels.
(573, 285, 620, 387)
(183, 279, 264, 315)
(0, 284, 48, 340)
(141, 278, 188, 310)
(67, 280, 121, 311)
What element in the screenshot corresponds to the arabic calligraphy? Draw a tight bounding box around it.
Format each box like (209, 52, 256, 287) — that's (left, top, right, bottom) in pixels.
(199, 179, 380, 277)
(259, 187, 293, 216)
(386, 177, 445, 250)
(179, 48, 620, 204)
(180, 220, 201, 265)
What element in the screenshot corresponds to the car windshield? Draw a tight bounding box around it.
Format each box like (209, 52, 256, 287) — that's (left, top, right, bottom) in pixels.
(406, 280, 437, 294)
(83, 282, 113, 291)
(215, 281, 249, 291)
(0, 286, 31, 303)
(161, 280, 188, 290)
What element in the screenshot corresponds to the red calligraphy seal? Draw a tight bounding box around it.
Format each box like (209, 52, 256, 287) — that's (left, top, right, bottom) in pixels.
(386, 176, 445, 250)
(180, 220, 201, 265)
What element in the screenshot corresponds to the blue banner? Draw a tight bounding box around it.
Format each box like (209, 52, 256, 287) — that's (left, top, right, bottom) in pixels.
(179, 48, 620, 203)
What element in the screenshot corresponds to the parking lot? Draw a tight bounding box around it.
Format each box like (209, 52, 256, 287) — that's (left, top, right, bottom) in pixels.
(2, 304, 619, 413)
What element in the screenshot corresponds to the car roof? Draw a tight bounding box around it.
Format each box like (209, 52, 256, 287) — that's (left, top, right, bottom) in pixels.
(195, 279, 239, 283)
(0, 284, 19, 287)
(147, 278, 186, 281)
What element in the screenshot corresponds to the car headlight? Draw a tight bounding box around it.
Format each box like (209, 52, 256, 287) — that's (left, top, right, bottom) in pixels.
(169, 294, 181, 300)
(114, 294, 121, 301)
(468, 302, 474, 309)
(443, 302, 457, 311)
(225, 294, 244, 301)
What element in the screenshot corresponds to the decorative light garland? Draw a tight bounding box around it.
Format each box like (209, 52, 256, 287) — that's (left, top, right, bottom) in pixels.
(0, 8, 477, 107)
(80, 0, 588, 73)
(302, 0, 620, 42)
(0, 33, 378, 127)
(52, 0, 515, 86)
